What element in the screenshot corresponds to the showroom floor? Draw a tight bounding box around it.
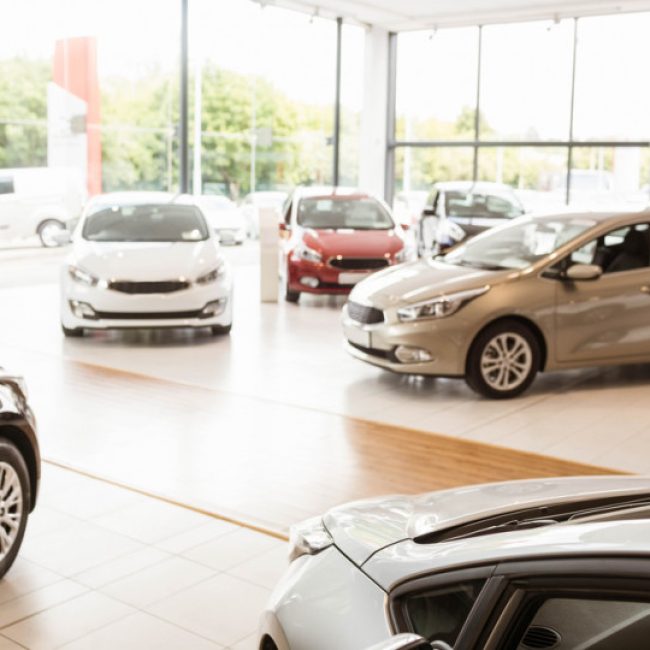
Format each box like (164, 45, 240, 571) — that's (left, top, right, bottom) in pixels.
(0, 462, 284, 649)
(0, 241, 647, 647)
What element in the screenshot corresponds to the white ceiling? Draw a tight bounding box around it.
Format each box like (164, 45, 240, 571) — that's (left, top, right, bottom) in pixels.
(261, 0, 650, 30)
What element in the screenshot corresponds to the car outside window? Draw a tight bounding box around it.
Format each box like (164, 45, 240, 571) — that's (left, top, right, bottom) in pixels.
(507, 596, 650, 650)
(404, 579, 485, 645)
(561, 223, 650, 274)
(445, 191, 523, 220)
(0, 176, 14, 195)
(297, 197, 394, 230)
(82, 204, 209, 243)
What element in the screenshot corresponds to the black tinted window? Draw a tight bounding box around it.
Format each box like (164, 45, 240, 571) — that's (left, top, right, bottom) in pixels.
(405, 580, 485, 645)
(83, 204, 209, 242)
(0, 176, 14, 195)
(511, 596, 650, 650)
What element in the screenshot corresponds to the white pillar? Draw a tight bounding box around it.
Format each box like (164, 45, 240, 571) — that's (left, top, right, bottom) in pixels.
(359, 27, 390, 199)
(259, 207, 279, 303)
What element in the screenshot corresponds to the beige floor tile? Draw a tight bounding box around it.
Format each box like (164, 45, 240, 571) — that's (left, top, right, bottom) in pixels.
(3, 591, 134, 650)
(183, 529, 281, 572)
(25, 506, 82, 539)
(0, 635, 23, 649)
(0, 558, 63, 607)
(230, 634, 258, 650)
(73, 546, 171, 589)
(60, 611, 221, 649)
(0, 579, 87, 628)
(100, 556, 215, 608)
(20, 520, 143, 576)
(147, 573, 269, 647)
(92, 499, 213, 545)
(156, 519, 239, 554)
(227, 545, 288, 590)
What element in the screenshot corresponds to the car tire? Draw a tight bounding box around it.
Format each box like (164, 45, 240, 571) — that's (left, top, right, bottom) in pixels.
(285, 285, 300, 303)
(0, 438, 31, 579)
(466, 320, 540, 399)
(37, 219, 66, 248)
(61, 324, 84, 338)
(211, 324, 232, 336)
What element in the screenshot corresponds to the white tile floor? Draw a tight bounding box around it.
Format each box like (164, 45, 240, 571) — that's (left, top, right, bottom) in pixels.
(1, 244, 649, 474)
(1, 462, 286, 649)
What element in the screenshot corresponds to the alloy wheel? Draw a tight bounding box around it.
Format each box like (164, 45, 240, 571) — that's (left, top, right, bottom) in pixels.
(480, 332, 533, 393)
(0, 462, 22, 558)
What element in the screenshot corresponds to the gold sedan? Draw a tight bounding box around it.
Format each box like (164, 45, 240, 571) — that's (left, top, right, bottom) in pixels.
(343, 211, 650, 398)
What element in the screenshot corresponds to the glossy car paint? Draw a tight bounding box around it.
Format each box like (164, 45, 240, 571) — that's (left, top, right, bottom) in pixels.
(0, 372, 40, 512)
(344, 211, 650, 378)
(282, 187, 407, 296)
(260, 476, 650, 650)
(61, 192, 233, 332)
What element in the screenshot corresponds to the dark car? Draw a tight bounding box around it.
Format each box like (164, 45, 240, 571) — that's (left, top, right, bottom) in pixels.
(418, 181, 526, 255)
(0, 370, 40, 577)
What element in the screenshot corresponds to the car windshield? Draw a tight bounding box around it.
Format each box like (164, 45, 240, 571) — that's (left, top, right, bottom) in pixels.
(297, 197, 394, 230)
(83, 203, 209, 242)
(439, 217, 597, 270)
(445, 189, 524, 219)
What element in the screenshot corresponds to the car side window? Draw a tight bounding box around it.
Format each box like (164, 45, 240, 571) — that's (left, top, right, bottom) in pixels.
(404, 579, 485, 646)
(556, 223, 650, 275)
(0, 176, 14, 195)
(504, 595, 650, 650)
(485, 195, 523, 219)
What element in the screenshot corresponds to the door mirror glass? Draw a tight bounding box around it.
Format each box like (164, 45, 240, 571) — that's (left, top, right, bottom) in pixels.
(566, 263, 602, 281)
(364, 633, 431, 650)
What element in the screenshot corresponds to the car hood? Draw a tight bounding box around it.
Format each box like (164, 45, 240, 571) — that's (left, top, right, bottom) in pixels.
(322, 476, 650, 568)
(303, 228, 404, 259)
(348, 258, 512, 310)
(71, 239, 220, 281)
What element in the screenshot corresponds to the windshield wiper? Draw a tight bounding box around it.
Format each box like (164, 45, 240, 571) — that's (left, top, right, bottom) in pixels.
(455, 260, 508, 271)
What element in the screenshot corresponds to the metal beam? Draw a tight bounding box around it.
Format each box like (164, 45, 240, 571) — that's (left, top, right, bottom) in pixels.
(389, 140, 650, 149)
(566, 17, 579, 205)
(472, 25, 483, 181)
(332, 17, 343, 187)
(384, 32, 398, 205)
(179, 0, 189, 193)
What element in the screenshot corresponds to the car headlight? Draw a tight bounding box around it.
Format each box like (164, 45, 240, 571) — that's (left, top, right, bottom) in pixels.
(397, 286, 490, 322)
(196, 260, 226, 285)
(68, 265, 99, 287)
(288, 516, 333, 562)
(292, 242, 322, 264)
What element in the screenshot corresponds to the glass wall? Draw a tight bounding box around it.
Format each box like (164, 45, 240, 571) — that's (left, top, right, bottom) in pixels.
(394, 13, 650, 214)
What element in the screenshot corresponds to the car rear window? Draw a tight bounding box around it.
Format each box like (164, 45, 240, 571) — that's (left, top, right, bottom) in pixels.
(297, 197, 394, 230)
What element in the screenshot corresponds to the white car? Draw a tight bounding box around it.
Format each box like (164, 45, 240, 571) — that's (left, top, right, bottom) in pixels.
(60, 192, 233, 337)
(261, 476, 650, 650)
(190, 195, 247, 245)
(240, 191, 288, 238)
(0, 167, 86, 247)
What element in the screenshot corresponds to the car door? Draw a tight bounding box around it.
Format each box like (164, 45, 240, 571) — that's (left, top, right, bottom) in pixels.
(0, 173, 16, 239)
(476, 558, 650, 650)
(553, 222, 650, 363)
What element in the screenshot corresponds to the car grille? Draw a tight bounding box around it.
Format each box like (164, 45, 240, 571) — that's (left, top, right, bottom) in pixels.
(347, 301, 384, 324)
(108, 280, 190, 294)
(94, 309, 204, 320)
(329, 258, 389, 270)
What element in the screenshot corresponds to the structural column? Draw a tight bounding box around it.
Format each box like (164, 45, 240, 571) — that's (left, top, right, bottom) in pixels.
(359, 27, 395, 201)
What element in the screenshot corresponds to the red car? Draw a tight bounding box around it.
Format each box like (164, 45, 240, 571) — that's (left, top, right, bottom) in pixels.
(280, 187, 409, 302)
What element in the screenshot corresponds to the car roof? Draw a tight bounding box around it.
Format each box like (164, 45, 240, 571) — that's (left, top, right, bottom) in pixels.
(434, 181, 517, 192)
(293, 186, 372, 200)
(365, 517, 650, 590)
(87, 191, 189, 205)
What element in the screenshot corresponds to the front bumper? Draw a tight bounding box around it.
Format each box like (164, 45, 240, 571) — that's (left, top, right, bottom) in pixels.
(61, 270, 233, 331)
(288, 259, 391, 295)
(342, 305, 466, 377)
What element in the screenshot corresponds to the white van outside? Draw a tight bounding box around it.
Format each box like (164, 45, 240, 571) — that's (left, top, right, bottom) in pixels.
(0, 167, 86, 247)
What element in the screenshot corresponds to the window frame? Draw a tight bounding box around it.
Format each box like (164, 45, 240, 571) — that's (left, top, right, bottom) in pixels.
(478, 557, 650, 650)
(0, 176, 15, 196)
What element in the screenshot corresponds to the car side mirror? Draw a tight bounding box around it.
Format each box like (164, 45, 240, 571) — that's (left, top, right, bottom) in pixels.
(422, 208, 436, 217)
(364, 634, 431, 650)
(565, 263, 602, 281)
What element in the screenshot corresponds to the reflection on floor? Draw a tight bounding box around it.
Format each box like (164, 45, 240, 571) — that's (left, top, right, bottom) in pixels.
(3, 463, 284, 649)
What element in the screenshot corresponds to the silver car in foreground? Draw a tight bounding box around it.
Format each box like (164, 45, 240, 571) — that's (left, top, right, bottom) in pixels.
(260, 476, 650, 650)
